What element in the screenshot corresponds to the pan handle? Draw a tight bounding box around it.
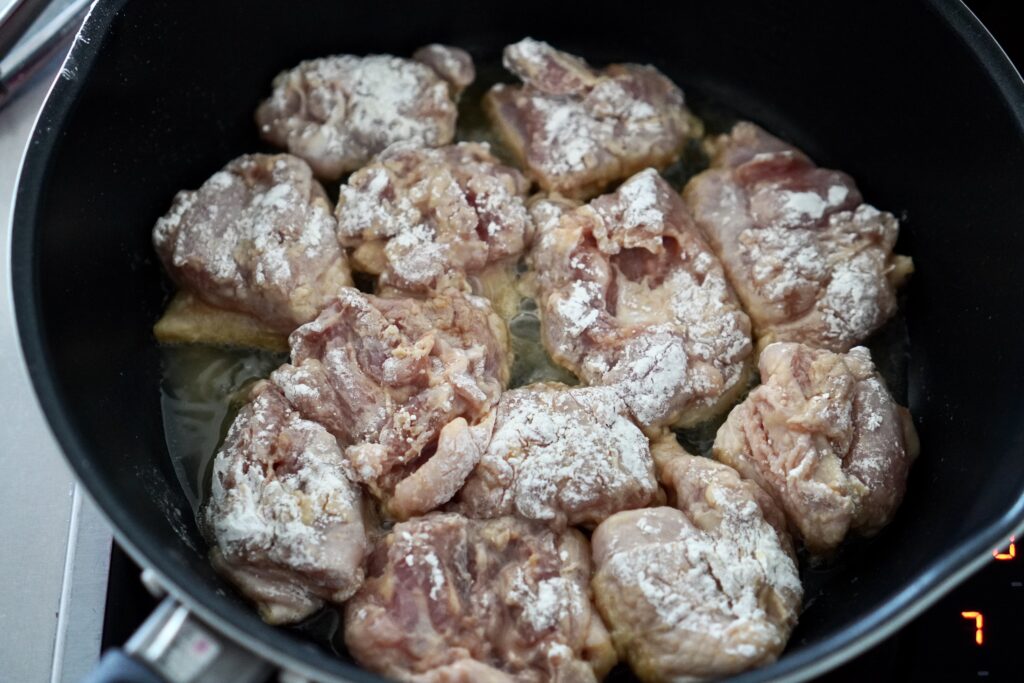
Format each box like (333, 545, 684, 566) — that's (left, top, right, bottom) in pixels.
(79, 650, 165, 683)
(77, 596, 273, 683)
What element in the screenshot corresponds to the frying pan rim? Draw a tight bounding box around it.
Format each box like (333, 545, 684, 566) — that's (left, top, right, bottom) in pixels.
(9, 1, 1024, 681)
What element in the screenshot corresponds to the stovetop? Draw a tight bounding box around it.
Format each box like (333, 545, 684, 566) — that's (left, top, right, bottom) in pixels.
(100, 532, 1022, 681)
(2, 1, 1022, 681)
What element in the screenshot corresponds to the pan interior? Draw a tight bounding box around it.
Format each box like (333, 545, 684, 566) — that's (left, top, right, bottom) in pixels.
(12, 1, 1024, 681)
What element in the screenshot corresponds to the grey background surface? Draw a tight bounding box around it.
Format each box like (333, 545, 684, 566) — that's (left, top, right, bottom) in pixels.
(1, 2, 111, 680)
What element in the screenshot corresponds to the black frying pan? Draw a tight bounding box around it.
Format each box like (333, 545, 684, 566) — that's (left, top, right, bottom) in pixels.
(11, 1, 1024, 681)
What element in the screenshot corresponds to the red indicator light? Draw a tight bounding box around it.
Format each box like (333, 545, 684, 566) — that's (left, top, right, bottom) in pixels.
(993, 536, 1016, 561)
(961, 611, 984, 645)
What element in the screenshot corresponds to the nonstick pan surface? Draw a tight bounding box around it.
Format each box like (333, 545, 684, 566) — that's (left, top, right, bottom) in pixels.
(11, 1, 1024, 681)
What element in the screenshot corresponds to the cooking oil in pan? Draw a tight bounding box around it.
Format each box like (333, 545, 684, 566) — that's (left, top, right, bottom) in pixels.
(159, 345, 285, 513)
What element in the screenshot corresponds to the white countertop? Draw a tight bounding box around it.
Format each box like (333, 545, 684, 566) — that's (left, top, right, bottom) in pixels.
(0, 31, 111, 683)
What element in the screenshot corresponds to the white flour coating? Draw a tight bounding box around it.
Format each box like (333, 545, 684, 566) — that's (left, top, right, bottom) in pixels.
(714, 342, 915, 554)
(686, 121, 907, 351)
(595, 168, 667, 252)
(158, 173, 335, 285)
(819, 252, 885, 344)
(423, 552, 446, 601)
(488, 39, 691, 198)
(269, 287, 506, 520)
(205, 383, 366, 622)
(384, 223, 448, 285)
(532, 96, 607, 176)
(336, 143, 532, 291)
(256, 53, 460, 179)
(551, 280, 601, 336)
(348, 58, 446, 141)
(534, 168, 752, 428)
(594, 495, 800, 676)
(528, 196, 577, 239)
(738, 190, 886, 336)
(740, 225, 827, 305)
(344, 514, 608, 681)
(507, 568, 584, 632)
(458, 384, 656, 527)
(152, 154, 348, 331)
(394, 529, 449, 601)
(775, 184, 849, 227)
(815, 205, 899, 345)
(211, 429, 353, 558)
(336, 166, 421, 239)
(600, 330, 691, 426)
(592, 449, 803, 677)
(604, 512, 793, 637)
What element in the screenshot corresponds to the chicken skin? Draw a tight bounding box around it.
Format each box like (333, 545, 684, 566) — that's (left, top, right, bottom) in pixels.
(486, 38, 693, 200)
(256, 46, 473, 180)
(454, 382, 658, 529)
(713, 341, 919, 554)
(204, 381, 367, 625)
(345, 513, 616, 682)
(684, 122, 913, 352)
(592, 436, 801, 682)
(152, 154, 351, 334)
(533, 168, 753, 429)
(269, 288, 508, 520)
(336, 142, 533, 293)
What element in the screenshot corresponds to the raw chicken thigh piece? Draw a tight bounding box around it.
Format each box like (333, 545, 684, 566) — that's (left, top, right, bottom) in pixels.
(713, 341, 919, 554)
(684, 122, 913, 352)
(533, 168, 753, 429)
(345, 513, 616, 683)
(454, 382, 658, 529)
(204, 381, 367, 625)
(651, 433, 794, 557)
(592, 436, 801, 682)
(336, 142, 533, 292)
(152, 154, 351, 333)
(270, 288, 508, 520)
(256, 46, 472, 180)
(412, 44, 476, 97)
(528, 192, 582, 238)
(486, 38, 693, 200)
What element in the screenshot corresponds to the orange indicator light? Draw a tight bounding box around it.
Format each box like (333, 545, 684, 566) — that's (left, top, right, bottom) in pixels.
(961, 611, 984, 645)
(993, 536, 1016, 561)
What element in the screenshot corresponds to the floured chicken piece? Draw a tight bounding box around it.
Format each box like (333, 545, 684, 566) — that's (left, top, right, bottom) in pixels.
(684, 122, 913, 352)
(455, 383, 657, 528)
(204, 381, 367, 624)
(714, 342, 919, 554)
(152, 154, 351, 335)
(345, 513, 616, 682)
(256, 46, 473, 180)
(336, 142, 533, 292)
(532, 168, 753, 429)
(592, 435, 801, 682)
(485, 38, 692, 200)
(270, 287, 508, 520)
(412, 44, 476, 97)
(650, 433, 794, 556)
(528, 191, 582, 237)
